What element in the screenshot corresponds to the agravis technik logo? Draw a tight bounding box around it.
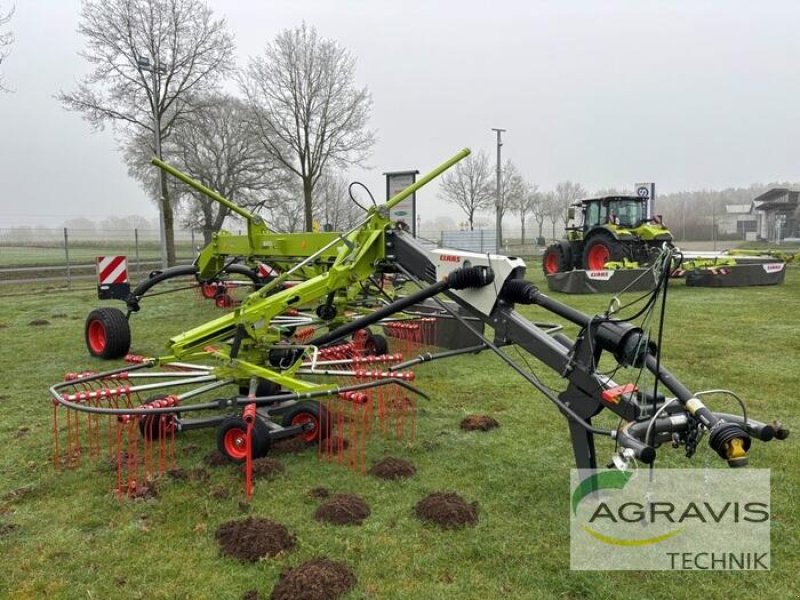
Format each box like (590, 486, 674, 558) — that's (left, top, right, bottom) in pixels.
(572, 470, 683, 547)
(570, 469, 770, 570)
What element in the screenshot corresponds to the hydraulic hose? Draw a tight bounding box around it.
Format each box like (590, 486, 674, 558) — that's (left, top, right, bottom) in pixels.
(309, 266, 493, 348)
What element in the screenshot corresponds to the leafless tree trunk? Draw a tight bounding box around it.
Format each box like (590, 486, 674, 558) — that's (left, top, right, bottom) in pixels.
(438, 150, 493, 231)
(497, 159, 526, 243)
(554, 180, 586, 234)
(510, 182, 539, 244)
(242, 23, 375, 232)
(58, 0, 234, 266)
(314, 174, 365, 231)
(542, 191, 562, 241)
(0, 4, 13, 92)
(263, 182, 305, 232)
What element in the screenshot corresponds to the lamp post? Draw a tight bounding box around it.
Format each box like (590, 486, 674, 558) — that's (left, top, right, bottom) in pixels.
(137, 55, 169, 269)
(492, 128, 505, 253)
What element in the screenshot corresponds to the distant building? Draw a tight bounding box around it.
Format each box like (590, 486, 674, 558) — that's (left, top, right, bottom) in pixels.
(751, 189, 800, 242)
(717, 204, 757, 238)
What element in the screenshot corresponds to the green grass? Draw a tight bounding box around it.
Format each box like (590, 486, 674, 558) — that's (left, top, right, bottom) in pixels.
(0, 269, 798, 599)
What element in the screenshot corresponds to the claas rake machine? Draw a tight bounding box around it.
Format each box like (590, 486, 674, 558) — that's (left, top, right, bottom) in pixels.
(50, 149, 789, 498)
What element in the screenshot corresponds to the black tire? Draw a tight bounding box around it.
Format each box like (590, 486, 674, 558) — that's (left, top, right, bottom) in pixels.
(582, 235, 626, 271)
(139, 412, 178, 441)
(282, 402, 332, 445)
(238, 378, 282, 398)
(216, 415, 270, 463)
(85, 307, 131, 359)
(364, 332, 389, 356)
(542, 243, 573, 275)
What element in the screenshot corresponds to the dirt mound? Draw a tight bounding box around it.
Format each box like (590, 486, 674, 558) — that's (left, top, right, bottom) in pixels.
(415, 492, 479, 529)
(368, 457, 416, 480)
(271, 437, 308, 454)
(189, 467, 209, 482)
(204, 451, 229, 466)
(270, 557, 356, 600)
(215, 517, 296, 562)
(242, 590, 259, 600)
(28, 319, 50, 326)
(247, 458, 285, 479)
(460, 415, 499, 431)
(314, 494, 370, 525)
(320, 437, 350, 454)
(308, 486, 331, 500)
(211, 486, 231, 500)
(167, 468, 188, 481)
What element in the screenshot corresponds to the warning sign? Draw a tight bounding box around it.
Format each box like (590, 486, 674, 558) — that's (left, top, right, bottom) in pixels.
(96, 256, 131, 300)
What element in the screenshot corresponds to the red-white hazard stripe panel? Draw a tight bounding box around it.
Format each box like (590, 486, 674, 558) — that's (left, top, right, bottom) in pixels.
(257, 263, 278, 278)
(96, 256, 129, 285)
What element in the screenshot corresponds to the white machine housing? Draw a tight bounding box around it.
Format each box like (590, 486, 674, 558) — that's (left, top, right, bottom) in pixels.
(429, 248, 526, 316)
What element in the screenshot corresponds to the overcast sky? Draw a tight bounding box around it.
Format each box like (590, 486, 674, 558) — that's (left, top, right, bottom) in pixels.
(2, 0, 799, 227)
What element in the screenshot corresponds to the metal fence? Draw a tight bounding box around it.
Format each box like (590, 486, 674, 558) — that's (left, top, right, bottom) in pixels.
(0, 225, 548, 293)
(0, 227, 203, 289)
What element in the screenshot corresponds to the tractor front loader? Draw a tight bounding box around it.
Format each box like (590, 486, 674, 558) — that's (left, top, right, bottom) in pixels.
(51, 149, 789, 500)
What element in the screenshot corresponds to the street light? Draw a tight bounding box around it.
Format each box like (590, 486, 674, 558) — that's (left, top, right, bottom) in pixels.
(492, 128, 506, 253)
(137, 55, 169, 269)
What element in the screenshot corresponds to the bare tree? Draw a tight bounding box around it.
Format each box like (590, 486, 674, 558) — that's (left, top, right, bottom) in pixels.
(554, 180, 586, 233)
(167, 94, 283, 244)
(510, 182, 540, 244)
(542, 192, 561, 240)
(242, 23, 375, 232)
(314, 174, 365, 231)
(593, 187, 630, 197)
(262, 182, 305, 233)
(438, 150, 493, 231)
(497, 159, 526, 242)
(58, 0, 235, 265)
(0, 4, 13, 92)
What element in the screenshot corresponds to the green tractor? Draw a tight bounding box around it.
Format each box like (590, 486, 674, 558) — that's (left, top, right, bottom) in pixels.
(542, 195, 673, 274)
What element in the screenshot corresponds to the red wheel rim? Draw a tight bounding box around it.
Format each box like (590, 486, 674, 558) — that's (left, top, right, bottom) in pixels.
(586, 244, 610, 270)
(201, 283, 218, 299)
(291, 413, 318, 443)
(223, 427, 248, 460)
(215, 294, 234, 308)
(87, 319, 107, 353)
(544, 253, 559, 274)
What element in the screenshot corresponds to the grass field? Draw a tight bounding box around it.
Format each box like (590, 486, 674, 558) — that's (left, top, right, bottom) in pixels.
(0, 267, 798, 599)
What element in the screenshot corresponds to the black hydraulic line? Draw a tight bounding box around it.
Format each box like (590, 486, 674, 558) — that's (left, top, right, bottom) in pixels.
(126, 263, 260, 312)
(388, 343, 489, 371)
(501, 280, 652, 368)
(396, 265, 613, 437)
(644, 355, 694, 403)
(310, 279, 450, 348)
(127, 265, 198, 311)
(309, 266, 492, 348)
(650, 250, 673, 431)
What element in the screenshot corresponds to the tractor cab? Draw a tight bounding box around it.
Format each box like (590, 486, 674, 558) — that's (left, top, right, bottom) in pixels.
(579, 196, 649, 232)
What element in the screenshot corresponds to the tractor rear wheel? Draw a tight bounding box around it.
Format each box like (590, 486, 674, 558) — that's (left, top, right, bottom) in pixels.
(582, 235, 625, 271)
(542, 243, 573, 275)
(85, 307, 131, 359)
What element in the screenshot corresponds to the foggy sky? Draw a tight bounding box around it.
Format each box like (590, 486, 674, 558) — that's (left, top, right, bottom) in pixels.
(2, 0, 799, 227)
